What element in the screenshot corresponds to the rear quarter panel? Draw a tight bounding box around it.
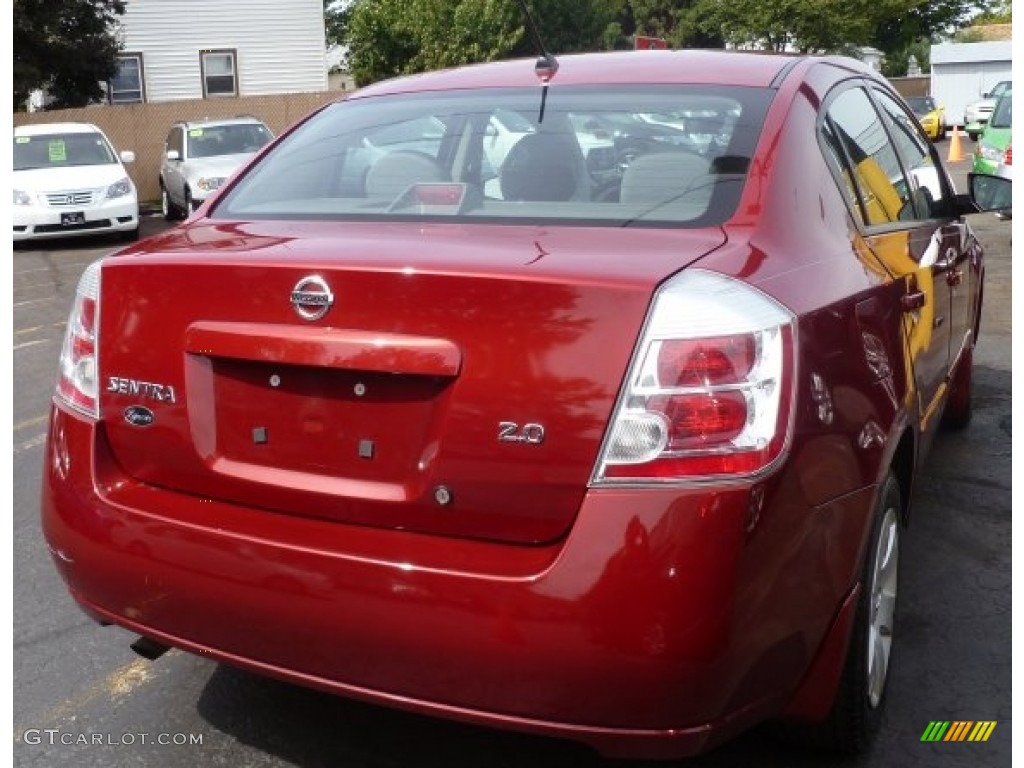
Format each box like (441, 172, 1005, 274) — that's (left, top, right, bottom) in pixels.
(694, 60, 915, 710)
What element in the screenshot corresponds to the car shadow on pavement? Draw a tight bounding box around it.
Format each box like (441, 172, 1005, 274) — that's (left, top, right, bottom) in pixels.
(194, 661, 866, 768)
(192, 364, 1010, 768)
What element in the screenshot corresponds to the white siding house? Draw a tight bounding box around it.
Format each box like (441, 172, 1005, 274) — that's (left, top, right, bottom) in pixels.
(110, 0, 327, 103)
(930, 41, 1013, 126)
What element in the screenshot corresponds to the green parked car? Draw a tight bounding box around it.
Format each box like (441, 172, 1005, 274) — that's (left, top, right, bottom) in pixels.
(972, 90, 1012, 176)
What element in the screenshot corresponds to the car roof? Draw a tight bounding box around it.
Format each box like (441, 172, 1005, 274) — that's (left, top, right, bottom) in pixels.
(14, 122, 106, 136)
(349, 50, 865, 100)
(175, 116, 267, 130)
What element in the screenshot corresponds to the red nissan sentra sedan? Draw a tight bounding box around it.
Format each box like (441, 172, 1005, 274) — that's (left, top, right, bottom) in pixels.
(42, 50, 986, 759)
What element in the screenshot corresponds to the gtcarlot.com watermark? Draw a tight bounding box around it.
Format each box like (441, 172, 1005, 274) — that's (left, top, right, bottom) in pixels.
(22, 729, 203, 747)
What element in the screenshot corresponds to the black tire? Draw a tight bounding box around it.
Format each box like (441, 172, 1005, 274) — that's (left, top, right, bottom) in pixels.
(943, 345, 973, 429)
(815, 473, 901, 753)
(160, 183, 180, 221)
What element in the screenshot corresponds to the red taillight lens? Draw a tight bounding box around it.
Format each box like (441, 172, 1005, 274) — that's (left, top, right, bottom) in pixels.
(56, 260, 102, 418)
(657, 335, 756, 386)
(649, 391, 749, 449)
(1005, 144, 1012, 165)
(593, 270, 796, 483)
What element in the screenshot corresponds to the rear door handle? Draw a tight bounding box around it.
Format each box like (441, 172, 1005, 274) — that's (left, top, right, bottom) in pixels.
(901, 291, 926, 311)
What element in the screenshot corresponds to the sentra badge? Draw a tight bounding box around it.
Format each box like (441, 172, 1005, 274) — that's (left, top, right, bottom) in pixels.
(106, 376, 177, 404)
(290, 275, 334, 321)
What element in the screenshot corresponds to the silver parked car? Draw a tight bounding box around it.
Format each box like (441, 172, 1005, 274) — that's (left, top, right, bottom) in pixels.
(159, 116, 273, 219)
(964, 79, 1011, 141)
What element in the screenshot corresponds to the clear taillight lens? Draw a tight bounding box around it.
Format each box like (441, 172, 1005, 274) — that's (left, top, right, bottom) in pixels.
(56, 260, 102, 418)
(592, 269, 796, 483)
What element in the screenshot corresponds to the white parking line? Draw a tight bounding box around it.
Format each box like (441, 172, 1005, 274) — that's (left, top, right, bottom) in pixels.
(15, 415, 49, 432)
(14, 297, 58, 309)
(14, 434, 46, 454)
(13, 339, 51, 352)
(15, 322, 65, 336)
(13, 657, 166, 742)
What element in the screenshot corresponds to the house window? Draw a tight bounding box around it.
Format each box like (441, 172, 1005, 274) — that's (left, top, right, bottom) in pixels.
(110, 54, 145, 104)
(201, 50, 238, 97)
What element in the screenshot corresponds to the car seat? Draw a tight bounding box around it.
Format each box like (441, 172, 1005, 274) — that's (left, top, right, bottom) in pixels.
(499, 132, 589, 202)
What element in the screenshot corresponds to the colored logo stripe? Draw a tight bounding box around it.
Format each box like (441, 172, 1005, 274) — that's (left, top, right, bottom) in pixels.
(921, 721, 997, 742)
(969, 722, 997, 742)
(945, 721, 972, 741)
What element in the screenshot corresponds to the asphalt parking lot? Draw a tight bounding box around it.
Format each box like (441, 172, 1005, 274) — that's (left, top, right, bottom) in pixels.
(12, 152, 1011, 767)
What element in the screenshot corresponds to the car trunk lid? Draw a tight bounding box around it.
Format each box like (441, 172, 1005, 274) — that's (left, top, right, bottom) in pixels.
(98, 219, 725, 544)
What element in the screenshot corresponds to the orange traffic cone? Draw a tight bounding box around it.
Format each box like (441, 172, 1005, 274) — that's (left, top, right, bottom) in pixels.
(947, 125, 964, 163)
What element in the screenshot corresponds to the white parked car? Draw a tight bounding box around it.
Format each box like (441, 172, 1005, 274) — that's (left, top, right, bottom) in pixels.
(159, 117, 274, 219)
(964, 79, 1011, 141)
(13, 122, 139, 242)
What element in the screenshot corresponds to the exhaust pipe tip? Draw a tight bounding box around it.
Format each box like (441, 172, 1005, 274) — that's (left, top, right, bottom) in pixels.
(130, 636, 170, 661)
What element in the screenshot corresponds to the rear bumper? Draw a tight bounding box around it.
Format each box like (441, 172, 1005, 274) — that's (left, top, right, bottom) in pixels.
(41, 402, 869, 758)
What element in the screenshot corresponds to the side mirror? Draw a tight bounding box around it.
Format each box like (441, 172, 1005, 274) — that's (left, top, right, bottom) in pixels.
(968, 170, 1012, 213)
(119, 150, 136, 164)
(166, 149, 181, 161)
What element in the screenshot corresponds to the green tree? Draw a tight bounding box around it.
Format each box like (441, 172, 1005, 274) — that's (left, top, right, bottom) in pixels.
(609, 0, 725, 49)
(967, 0, 1011, 25)
(14, 0, 126, 110)
(695, 0, 903, 53)
(343, 0, 622, 86)
(872, 0, 979, 59)
(324, 0, 351, 65)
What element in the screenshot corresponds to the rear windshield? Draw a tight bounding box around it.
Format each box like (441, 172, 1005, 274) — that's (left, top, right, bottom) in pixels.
(14, 132, 116, 171)
(213, 85, 773, 227)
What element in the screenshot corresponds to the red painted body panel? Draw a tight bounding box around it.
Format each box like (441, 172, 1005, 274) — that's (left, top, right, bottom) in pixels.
(43, 401, 875, 757)
(97, 225, 726, 544)
(41, 50, 984, 758)
(351, 51, 795, 99)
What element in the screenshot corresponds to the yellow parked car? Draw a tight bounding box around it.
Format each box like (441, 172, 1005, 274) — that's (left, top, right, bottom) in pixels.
(905, 96, 946, 141)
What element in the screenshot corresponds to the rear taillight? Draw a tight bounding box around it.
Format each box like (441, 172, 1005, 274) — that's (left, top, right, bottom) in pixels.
(1005, 144, 1012, 165)
(56, 260, 102, 418)
(592, 269, 796, 484)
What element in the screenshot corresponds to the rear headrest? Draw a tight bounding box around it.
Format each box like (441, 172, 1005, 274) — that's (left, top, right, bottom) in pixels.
(619, 151, 711, 205)
(499, 133, 582, 202)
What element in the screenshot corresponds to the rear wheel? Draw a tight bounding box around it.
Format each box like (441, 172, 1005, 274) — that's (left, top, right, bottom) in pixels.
(816, 473, 901, 753)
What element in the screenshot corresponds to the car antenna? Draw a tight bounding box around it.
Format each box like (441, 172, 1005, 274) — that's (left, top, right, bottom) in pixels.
(514, 0, 557, 122)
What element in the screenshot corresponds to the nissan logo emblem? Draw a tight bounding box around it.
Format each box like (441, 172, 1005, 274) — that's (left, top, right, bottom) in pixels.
(290, 275, 334, 321)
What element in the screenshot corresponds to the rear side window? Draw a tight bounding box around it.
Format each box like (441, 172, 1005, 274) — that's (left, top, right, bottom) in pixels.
(214, 85, 773, 227)
(823, 87, 916, 227)
(871, 88, 950, 219)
